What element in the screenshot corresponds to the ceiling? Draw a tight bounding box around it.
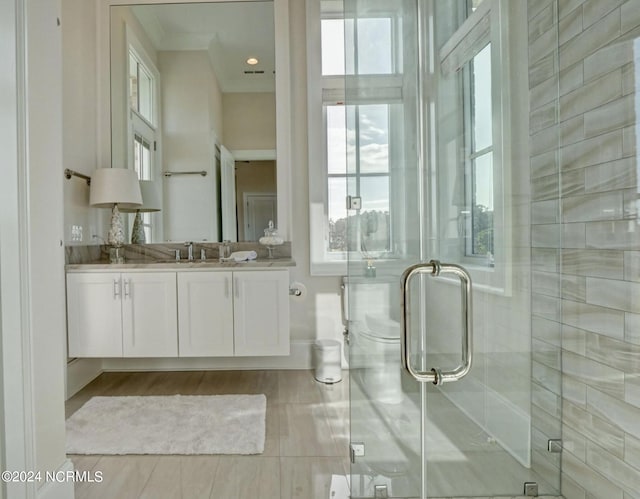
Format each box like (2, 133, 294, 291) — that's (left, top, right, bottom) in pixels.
(131, 2, 275, 93)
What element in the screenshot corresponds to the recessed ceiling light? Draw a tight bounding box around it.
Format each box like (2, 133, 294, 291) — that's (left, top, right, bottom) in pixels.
(246, 57, 259, 65)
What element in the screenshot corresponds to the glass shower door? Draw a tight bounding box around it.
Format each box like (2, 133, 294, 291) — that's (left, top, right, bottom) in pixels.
(345, 0, 563, 497)
(343, 0, 423, 497)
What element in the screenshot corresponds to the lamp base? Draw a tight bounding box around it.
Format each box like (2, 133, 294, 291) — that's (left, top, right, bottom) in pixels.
(109, 246, 125, 264)
(107, 204, 126, 247)
(131, 211, 146, 244)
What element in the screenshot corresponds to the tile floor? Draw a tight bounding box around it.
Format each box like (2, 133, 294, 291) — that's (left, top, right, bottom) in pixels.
(66, 369, 561, 499)
(66, 370, 350, 499)
(348, 372, 559, 499)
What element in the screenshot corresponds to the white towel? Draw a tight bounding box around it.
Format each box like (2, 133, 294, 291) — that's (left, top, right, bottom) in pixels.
(228, 250, 258, 262)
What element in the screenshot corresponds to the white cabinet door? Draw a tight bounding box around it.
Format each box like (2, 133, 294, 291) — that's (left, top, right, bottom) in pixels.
(233, 270, 290, 356)
(66, 273, 123, 357)
(122, 272, 178, 357)
(177, 271, 234, 356)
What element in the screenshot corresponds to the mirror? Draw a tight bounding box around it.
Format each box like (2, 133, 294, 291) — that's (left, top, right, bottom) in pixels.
(109, 1, 280, 243)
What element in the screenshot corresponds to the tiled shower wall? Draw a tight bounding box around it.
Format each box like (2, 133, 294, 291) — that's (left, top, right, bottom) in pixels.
(529, 0, 640, 497)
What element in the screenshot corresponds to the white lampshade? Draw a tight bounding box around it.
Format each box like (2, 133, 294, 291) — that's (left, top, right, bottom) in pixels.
(89, 168, 143, 209)
(121, 180, 161, 213)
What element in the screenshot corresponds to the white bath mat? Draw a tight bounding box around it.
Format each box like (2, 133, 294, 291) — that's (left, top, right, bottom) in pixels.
(66, 394, 266, 455)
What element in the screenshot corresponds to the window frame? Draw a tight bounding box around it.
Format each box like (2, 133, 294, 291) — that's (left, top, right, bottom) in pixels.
(307, 0, 408, 275)
(461, 42, 495, 261)
(129, 49, 155, 126)
(325, 102, 394, 257)
(429, 0, 518, 294)
(125, 26, 163, 242)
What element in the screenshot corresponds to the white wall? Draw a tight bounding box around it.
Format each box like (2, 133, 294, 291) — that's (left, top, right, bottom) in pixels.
(160, 50, 222, 242)
(223, 92, 276, 151)
(62, 0, 104, 394)
(287, 0, 344, 349)
(62, 0, 107, 246)
(160, 50, 223, 143)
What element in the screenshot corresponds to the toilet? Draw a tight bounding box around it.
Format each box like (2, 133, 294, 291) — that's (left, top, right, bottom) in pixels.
(342, 277, 403, 404)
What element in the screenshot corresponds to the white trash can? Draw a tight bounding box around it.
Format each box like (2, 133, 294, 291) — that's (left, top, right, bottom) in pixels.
(314, 339, 342, 384)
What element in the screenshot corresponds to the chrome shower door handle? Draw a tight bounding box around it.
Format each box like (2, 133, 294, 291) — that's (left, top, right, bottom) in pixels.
(400, 260, 473, 385)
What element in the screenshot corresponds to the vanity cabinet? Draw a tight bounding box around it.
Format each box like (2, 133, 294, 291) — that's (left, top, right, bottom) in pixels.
(66, 273, 124, 357)
(177, 271, 234, 356)
(67, 268, 290, 358)
(177, 270, 290, 356)
(66, 272, 178, 357)
(121, 273, 178, 357)
(233, 270, 290, 356)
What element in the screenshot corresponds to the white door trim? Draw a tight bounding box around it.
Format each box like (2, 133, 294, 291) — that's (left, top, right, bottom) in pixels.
(0, 0, 37, 496)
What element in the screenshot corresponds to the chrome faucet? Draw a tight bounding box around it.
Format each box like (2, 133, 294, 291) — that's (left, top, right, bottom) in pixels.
(184, 241, 194, 261)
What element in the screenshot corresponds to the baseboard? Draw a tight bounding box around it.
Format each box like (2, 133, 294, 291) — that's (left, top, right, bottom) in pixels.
(101, 339, 316, 371)
(36, 459, 74, 499)
(66, 358, 103, 399)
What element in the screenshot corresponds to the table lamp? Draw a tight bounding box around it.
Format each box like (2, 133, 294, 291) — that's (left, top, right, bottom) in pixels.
(89, 168, 142, 262)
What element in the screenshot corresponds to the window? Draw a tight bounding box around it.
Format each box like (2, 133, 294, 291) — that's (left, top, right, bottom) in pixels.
(322, 13, 396, 257)
(129, 50, 155, 125)
(133, 133, 152, 181)
(309, 2, 409, 273)
(127, 39, 160, 243)
(432, 0, 521, 293)
(321, 17, 393, 76)
(327, 104, 391, 254)
(463, 43, 494, 261)
(133, 133, 153, 241)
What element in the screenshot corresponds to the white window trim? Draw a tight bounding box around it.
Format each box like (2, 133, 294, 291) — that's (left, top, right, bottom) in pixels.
(427, 0, 528, 295)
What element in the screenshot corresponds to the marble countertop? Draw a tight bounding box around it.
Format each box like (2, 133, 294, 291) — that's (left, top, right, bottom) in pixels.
(66, 258, 296, 272)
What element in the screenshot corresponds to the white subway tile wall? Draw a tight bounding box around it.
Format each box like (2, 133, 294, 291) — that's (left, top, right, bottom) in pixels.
(529, 4, 563, 490)
(529, 0, 640, 497)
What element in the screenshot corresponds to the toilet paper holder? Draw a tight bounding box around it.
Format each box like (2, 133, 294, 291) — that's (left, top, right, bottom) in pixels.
(289, 281, 306, 298)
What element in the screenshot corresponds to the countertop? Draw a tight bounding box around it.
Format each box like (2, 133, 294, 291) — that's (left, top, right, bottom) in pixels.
(66, 258, 296, 272)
